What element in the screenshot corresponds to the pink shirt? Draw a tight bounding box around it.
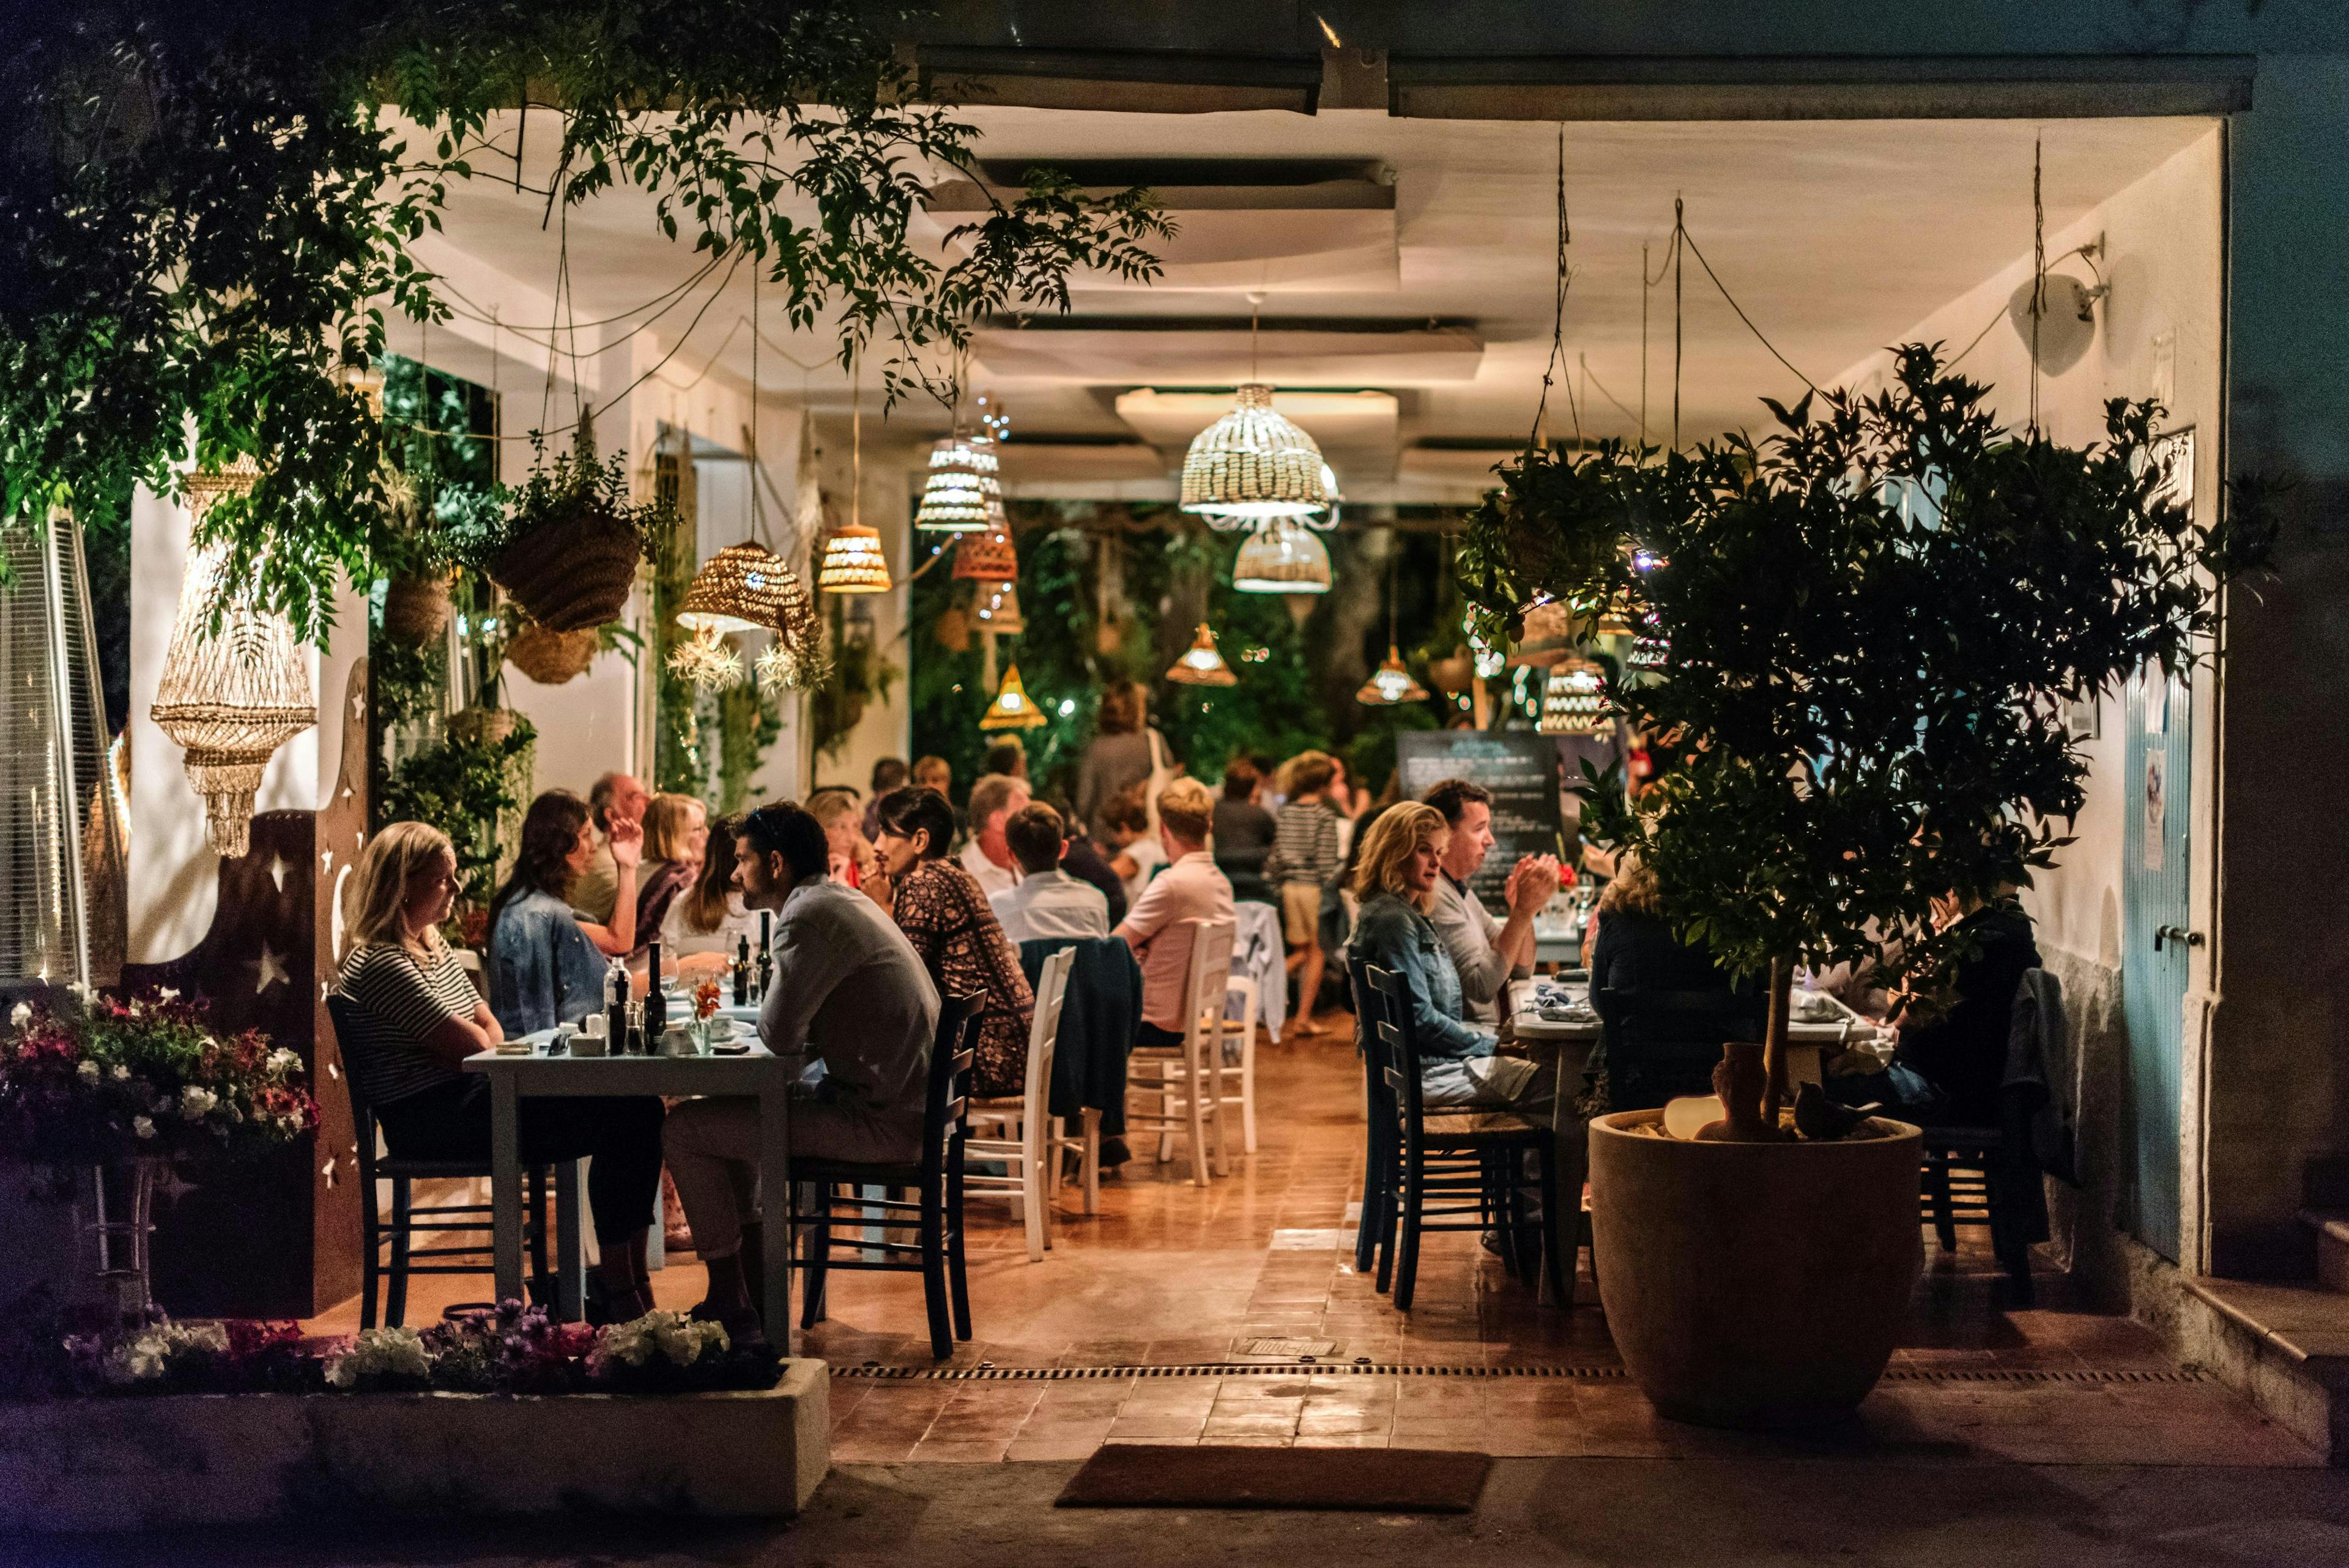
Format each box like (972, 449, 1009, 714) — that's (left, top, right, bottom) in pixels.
(1115, 850, 1236, 1031)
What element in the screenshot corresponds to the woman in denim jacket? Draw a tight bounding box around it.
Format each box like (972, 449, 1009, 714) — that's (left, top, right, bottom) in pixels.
(1346, 803, 1551, 1118)
(488, 791, 639, 1035)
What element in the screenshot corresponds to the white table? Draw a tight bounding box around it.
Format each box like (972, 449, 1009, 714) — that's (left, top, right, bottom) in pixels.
(461, 1024, 795, 1349)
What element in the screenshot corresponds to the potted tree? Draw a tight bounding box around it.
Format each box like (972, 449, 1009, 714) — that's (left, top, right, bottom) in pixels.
(1457, 346, 2274, 1427)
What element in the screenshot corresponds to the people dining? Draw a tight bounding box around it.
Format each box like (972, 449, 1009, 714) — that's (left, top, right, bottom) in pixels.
(1099, 784, 1163, 906)
(1211, 756, 1278, 907)
(1421, 778, 1562, 1025)
(1838, 891, 2041, 1126)
(664, 803, 941, 1340)
(488, 790, 634, 1035)
(662, 812, 759, 977)
(337, 822, 663, 1321)
(633, 792, 706, 956)
(1587, 853, 1731, 997)
(1345, 803, 1553, 1120)
(1076, 680, 1168, 847)
(1274, 751, 1343, 1039)
(1050, 790, 1129, 927)
(1113, 777, 1235, 1049)
(806, 786, 872, 890)
(959, 771, 1031, 900)
(990, 801, 1111, 944)
(571, 771, 648, 946)
(911, 754, 952, 798)
(867, 785, 1036, 1099)
(863, 757, 908, 843)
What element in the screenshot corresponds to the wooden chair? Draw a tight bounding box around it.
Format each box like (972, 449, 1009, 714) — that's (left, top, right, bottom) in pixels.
(1346, 954, 1395, 1276)
(793, 991, 986, 1359)
(324, 994, 555, 1328)
(1918, 1098, 2043, 1306)
(1364, 964, 1565, 1312)
(1156, 974, 1264, 1159)
(963, 948, 1076, 1261)
(1127, 919, 1238, 1186)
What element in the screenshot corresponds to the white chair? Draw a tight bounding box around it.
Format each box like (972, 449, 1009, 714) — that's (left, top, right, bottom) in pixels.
(962, 947, 1075, 1261)
(1157, 974, 1262, 1159)
(1126, 919, 1238, 1186)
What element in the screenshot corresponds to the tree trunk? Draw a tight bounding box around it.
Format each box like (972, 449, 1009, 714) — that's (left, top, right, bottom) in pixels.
(1761, 956, 1794, 1130)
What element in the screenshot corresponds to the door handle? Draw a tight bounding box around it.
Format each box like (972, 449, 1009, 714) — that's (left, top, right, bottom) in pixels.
(2153, 924, 2205, 953)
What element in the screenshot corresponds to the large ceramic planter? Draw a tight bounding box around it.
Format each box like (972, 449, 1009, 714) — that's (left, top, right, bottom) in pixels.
(0, 1360, 828, 1533)
(1589, 1109, 1922, 1428)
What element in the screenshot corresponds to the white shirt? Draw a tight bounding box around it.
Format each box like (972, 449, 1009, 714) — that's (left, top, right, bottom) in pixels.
(1118, 834, 1167, 907)
(661, 888, 759, 958)
(959, 839, 1018, 900)
(990, 869, 1111, 946)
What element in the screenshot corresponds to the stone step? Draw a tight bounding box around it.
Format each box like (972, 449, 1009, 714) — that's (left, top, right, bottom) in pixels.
(2181, 1275, 2349, 1463)
(2301, 1208, 2349, 1295)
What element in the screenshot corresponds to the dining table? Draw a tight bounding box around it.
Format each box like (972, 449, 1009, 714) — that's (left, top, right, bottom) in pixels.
(1506, 978, 1883, 1304)
(459, 1000, 796, 1348)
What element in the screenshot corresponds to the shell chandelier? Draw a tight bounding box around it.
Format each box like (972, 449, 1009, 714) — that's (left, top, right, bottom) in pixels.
(1179, 384, 1340, 530)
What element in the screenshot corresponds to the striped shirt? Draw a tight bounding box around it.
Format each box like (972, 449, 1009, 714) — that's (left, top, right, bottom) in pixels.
(335, 943, 479, 1108)
(1274, 799, 1341, 890)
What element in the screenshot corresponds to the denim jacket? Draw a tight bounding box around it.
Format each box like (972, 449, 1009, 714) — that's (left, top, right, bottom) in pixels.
(1346, 892, 1497, 1066)
(488, 888, 609, 1036)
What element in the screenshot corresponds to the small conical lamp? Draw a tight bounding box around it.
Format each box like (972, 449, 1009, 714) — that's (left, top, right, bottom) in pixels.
(1537, 656, 1609, 735)
(1231, 517, 1332, 595)
(979, 663, 1049, 730)
(973, 580, 1025, 637)
(914, 436, 998, 533)
(1357, 646, 1429, 706)
(819, 352, 891, 593)
(1167, 623, 1238, 686)
(953, 522, 1019, 582)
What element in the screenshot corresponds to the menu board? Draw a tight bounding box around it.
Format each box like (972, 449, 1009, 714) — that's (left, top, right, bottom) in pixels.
(1394, 732, 1565, 916)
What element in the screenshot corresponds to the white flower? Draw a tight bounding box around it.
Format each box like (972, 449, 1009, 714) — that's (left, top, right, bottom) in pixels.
(179, 1087, 217, 1120)
(265, 1048, 300, 1077)
(158, 987, 180, 1001)
(111, 1065, 129, 1082)
(132, 1116, 155, 1140)
(8, 1002, 28, 1029)
(103, 1320, 226, 1385)
(77, 1061, 100, 1084)
(325, 1326, 430, 1389)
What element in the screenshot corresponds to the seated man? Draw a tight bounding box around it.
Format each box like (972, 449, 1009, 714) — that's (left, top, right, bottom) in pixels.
(958, 772, 1030, 899)
(990, 801, 1111, 944)
(663, 802, 941, 1339)
(1420, 778, 1561, 1026)
(1113, 777, 1234, 1049)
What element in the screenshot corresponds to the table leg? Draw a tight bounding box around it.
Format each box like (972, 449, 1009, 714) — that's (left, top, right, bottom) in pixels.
(1546, 1043, 1590, 1310)
(555, 1160, 585, 1321)
(489, 1074, 524, 1307)
(758, 1077, 793, 1355)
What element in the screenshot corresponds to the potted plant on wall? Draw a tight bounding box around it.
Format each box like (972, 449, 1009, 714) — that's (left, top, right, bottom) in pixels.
(1457, 345, 2274, 1427)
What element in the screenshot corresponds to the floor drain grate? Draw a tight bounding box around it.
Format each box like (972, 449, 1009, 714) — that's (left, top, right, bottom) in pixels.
(831, 1361, 2209, 1386)
(1234, 1338, 1338, 1358)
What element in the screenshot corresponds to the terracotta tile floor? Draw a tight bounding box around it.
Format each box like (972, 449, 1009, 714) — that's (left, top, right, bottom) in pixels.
(310, 1021, 2320, 1468)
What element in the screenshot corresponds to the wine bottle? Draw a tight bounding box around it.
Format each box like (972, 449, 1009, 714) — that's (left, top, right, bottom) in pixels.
(732, 932, 751, 1007)
(604, 959, 628, 1055)
(644, 940, 668, 1041)
(755, 910, 773, 1000)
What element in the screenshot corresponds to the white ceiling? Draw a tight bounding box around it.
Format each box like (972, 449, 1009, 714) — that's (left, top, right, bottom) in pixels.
(419, 107, 2215, 496)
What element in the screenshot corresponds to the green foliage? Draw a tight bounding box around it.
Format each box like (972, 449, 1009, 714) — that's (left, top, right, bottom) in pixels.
(453, 423, 676, 571)
(715, 678, 785, 814)
(371, 637, 448, 730)
(377, 718, 540, 902)
(1455, 345, 2277, 1002)
(0, 2, 1167, 641)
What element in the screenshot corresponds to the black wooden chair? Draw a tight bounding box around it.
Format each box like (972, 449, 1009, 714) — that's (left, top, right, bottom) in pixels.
(1364, 965, 1565, 1312)
(1592, 986, 1765, 1112)
(325, 994, 552, 1328)
(1346, 955, 1395, 1277)
(791, 991, 986, 1359)
(1918, 1086, 2046, 1306)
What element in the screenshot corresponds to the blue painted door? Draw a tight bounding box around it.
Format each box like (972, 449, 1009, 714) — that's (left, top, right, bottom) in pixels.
(2120, 664, 2192, 1261)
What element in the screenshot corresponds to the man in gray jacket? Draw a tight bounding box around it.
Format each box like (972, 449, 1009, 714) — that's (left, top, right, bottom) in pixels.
(1422, 779, 1560, 1025)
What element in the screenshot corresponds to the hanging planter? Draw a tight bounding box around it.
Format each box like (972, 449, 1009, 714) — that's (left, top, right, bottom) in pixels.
(381, 571, 454, 646)
(464, 419, 671, 633)
(446, 705, 521, 748)
(505, 617, 600, 686)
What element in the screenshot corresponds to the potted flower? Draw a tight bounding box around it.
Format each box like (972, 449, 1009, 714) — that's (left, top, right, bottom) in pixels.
(459, 417, 675, 632)
(1457, 346, 2274, 1426)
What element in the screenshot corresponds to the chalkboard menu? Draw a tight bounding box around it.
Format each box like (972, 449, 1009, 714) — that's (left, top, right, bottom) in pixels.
(1394, 732, 1565, 916)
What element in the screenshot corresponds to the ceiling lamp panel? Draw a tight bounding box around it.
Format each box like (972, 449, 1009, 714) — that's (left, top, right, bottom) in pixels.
(1231, 519, 1332, 595)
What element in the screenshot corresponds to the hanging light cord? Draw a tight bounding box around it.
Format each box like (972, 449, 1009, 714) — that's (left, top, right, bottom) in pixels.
(1529, 125, 1574, 450)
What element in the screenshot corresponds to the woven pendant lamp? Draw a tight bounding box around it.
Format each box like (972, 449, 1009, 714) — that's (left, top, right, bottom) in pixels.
(914, 436, 1000, 533)
(973, 580, 1025, 637)
(1179, 384, 1340, 529)
(1537, 656, 1609, 736)
(1507, 600, 1579, 669)
(675, 539, 821, 688)
(1166, 623, 1238, 686)
(979, 663, 1049, 730)
(1356, 646, 1430, 707)
(819, 352, 891, 594)
(150, 467, 317, 858)
(1231, 517, 1332, 595)
(953, 522, 1019, 583)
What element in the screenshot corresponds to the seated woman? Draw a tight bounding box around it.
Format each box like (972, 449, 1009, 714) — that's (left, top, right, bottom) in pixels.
(1584, 853, 1749, 1112)
(865, 784, 1036, 1100)
(1838, 891, 2041, 1126)
(1345, 803, 1552, 1120)
(632, 792, 706, 955)
(661, 813, 759, 979)
(488, 791, 633, 1035)
(336, 821, 663, 1319)
(805, 786, 872, 890)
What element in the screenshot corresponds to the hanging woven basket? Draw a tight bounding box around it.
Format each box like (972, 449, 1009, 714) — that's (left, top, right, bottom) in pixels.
(447, 705, 521, 748)
(506, 618, 600, 685)
(488, 502, 642, 633)
(382, 573, 453, 646)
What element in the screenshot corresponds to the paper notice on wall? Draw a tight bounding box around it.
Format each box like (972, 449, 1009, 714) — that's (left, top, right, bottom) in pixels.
(2143, 752, 2167, 872)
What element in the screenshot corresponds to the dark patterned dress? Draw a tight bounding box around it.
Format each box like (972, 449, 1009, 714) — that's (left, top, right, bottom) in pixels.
(891, 858, 1036, 1098)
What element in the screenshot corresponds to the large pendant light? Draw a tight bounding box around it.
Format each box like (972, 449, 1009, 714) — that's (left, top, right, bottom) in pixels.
(672, 539, 822, 691)
(1231, 517, 1332, 595)
(150, 459, 317, 860)
(979, 663, 1049, 730)
(818, 351, 892, 593)
(1178, 299, 1340, 530)
(1166, 623, 1238, 687)
(914, 435, 999, 533)
(1537, 656, 1609, 736)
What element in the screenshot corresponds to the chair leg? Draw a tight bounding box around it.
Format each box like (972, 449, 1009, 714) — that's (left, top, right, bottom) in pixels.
(1984, 1162, 2036, 1306)
(1186, 1062, 1212, 1188)
(1354, 1126, 1384, 1274)
(1022, 1117, 1049, 1260)
(1926, 1154, 1958, 1252)
(1206, 1044, 1232, 1179)
(1538, 1150, 1570, 1307)
(385, 1177, 412, 1329)
(947, 1143, 974, 1342)
(800, 1186, 832, 1332)
(360, 1182, 382, 1331)
(1082, 1109, 1101, 1216)
(1392, 1151, 1423, 1312)
(919, 1186, 953, 1360)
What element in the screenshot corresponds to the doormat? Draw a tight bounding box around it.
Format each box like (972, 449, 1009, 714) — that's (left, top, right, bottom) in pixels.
(1056, 1444, 1490, 1512)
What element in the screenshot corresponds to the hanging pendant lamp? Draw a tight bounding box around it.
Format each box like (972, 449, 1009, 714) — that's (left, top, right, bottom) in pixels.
(674, 539, 822, 689)
(1507, 600, 1579, 669)
(1356, 647, 1429, 707)
(1537, 656, 1609, 736)
(979, 663, 1050, 731)
(820, 352, 891, 593)
(1180, 385, 1340, 529)
(973, 580, 1025, 637)
(1231, 517, 1332, 595)
(914, 436, 999, 533)
(150, 462, 317, 860)
(953, 522, 1019, 583)
(1167, 623, 1238, 686)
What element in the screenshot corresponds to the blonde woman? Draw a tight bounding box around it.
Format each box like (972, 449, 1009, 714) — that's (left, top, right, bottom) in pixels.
(335, 822, 665, 1321)
(633, 793, 707, 955)
(1345, 804, 1551, 1118)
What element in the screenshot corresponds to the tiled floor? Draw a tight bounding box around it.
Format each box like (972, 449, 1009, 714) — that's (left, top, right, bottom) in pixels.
(308, 1022, 2321, 1469)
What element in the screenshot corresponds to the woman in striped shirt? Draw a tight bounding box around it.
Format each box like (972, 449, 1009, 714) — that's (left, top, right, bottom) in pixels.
(335, 822, 664, 1321)
(1274, 751, 1344, 1039)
